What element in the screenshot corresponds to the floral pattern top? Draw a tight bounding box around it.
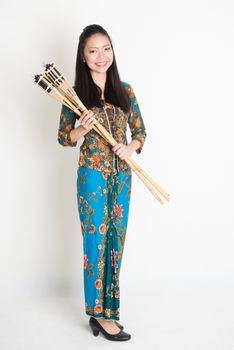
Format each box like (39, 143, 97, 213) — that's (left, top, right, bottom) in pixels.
(57, 81, 147, 172)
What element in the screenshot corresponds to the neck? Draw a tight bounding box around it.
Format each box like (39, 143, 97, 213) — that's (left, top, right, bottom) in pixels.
(90, 71, 107, 98)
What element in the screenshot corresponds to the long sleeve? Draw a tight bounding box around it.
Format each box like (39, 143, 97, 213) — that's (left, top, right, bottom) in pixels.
(57, 104, 78, 147)
(127, 84, 147, 154)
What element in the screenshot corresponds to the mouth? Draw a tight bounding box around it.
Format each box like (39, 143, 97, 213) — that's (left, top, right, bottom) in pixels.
(95, 62, 108, 67)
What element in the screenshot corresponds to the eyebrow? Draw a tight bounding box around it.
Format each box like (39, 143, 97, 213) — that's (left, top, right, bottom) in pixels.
(87, 44, 111, 49)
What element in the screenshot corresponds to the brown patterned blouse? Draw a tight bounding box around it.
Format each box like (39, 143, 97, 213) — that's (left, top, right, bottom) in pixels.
(57, 81, 147, 172)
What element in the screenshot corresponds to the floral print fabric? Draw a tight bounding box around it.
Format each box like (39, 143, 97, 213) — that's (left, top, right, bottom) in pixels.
(58, 81, 146, 320)
(57, 82, 147, 172)
(77, 163, 132, 320)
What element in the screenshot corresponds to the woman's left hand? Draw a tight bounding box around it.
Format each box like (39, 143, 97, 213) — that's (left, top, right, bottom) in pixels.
(112, 143, 135, 160)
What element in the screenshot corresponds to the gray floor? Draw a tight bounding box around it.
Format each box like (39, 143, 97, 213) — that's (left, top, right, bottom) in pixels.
(1, 279, 233, 350)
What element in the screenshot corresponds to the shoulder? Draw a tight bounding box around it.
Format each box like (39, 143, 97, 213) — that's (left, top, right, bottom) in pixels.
(121, 81, 131, 89)
(121, 80, 133, 93)
(121, 81, 134, 95)
(121, 81, 136, 101)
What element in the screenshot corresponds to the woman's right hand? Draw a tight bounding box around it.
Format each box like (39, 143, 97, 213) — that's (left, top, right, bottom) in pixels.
(79, 109, 97, 131)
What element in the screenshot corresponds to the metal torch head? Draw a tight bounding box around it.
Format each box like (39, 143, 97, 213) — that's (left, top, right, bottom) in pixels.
(34, 73, 52, 93)
(44, 63, 64, 86)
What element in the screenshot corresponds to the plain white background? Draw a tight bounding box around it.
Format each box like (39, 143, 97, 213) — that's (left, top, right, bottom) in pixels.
(1, 0, 234, 349)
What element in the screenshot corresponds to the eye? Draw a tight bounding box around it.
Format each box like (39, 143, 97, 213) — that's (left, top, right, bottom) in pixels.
(105, 47, 111, 50)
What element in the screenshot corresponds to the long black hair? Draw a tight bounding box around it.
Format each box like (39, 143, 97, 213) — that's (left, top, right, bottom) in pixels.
(74, 24, 131, 112)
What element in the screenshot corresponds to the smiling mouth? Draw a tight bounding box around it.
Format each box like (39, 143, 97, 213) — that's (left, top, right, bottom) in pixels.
(95, 62, 107, 67)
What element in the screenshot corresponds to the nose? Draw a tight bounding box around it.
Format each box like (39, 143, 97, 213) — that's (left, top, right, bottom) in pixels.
(97, 50, 107, 60)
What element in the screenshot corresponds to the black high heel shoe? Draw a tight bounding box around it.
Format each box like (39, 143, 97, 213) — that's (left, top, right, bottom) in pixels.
(115, 320, 124, 330)
(89, 316, 131, 341)
(89, 316, 124, 330)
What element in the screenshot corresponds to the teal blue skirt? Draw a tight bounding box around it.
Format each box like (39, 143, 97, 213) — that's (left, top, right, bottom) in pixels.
(77, 164, 132, 320)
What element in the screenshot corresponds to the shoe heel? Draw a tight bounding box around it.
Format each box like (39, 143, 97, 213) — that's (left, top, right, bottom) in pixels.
(91, 325, 99, 336)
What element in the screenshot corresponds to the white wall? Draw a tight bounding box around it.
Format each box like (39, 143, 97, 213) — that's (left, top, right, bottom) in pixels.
(1, 0, 234, 302)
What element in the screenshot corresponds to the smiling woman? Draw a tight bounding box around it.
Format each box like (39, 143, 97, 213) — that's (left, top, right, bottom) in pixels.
(85, 40, 113, 71)
(57, 24, 147, 342)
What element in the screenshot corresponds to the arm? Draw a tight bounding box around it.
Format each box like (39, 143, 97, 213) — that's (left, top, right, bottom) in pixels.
(127, 84, 147, 154)
(70, 125, 90, 143)
(58, 105, 97, 146)
(57, 104, 92, 146)
(57, 104, 78, 147)
(128, 139, 142, 152)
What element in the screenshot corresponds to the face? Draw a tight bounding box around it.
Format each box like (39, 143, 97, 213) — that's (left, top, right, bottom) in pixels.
(83, 33, 114, 74)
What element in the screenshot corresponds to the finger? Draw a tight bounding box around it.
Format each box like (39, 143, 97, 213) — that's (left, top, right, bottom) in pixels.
(112, 143, 123, 152)
(80, 112, 94, 125)
(118, 150, 127, 158)
(82, 112, 94, 123)
(80, 109, 93, 121)
(116, 149, 125, 157)
(115, 145, 126, 154)
(121, 152, 128, 159)
(79, 110, 89, 123)
(85, 118, 96, 128)
(119, 153, 126, 159)
(112, 143, 122, 151)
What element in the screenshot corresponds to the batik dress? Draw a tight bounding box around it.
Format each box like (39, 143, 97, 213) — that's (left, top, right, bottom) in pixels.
(58, 81, 146, 320)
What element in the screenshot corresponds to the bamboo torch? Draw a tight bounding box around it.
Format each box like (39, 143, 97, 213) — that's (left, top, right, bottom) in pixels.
(34, 63, 170, 204)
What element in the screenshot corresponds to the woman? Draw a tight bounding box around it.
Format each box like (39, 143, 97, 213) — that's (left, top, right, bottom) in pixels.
(57, 24, 146, 341)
